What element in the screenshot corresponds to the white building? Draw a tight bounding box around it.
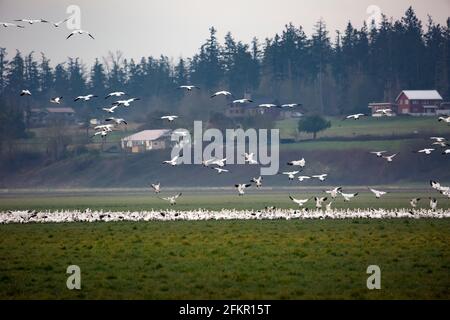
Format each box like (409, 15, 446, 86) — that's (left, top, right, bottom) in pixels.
(121, 129, 171, 153)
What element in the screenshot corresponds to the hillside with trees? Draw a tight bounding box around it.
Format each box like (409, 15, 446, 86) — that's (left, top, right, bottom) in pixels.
(0, 7, 448, 121)
(0, 7, 449, 187)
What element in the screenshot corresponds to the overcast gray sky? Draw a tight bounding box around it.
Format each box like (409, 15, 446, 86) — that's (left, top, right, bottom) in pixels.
(1, 0, 449, 66)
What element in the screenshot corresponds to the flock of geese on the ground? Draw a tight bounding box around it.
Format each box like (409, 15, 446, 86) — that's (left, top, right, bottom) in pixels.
(8, 19, 450, 220)
(1, 207, 449, 224)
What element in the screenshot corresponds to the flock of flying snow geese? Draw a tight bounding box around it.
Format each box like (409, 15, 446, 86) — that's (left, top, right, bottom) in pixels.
(18, 83, 450, 215)
(1, 17, 94, 39)
(3, 15, 450, 223)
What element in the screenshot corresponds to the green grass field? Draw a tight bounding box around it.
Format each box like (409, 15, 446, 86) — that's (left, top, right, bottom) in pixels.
(0, 191, 449, 211)
(279, 138, 425, 151)
(277, 116, 450, 140)
(0, 219, 448, 299)
(2, 115, 449, 300)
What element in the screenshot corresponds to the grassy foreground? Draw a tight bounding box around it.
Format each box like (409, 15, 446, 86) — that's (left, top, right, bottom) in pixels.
(0, 219, 449, 299)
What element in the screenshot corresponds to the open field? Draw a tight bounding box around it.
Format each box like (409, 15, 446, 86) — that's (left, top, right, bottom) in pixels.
(277, 116, 450, 140)
(0, 219, 448, 299)
(0, 190, 449, 211)
(279, 138, 426, 151)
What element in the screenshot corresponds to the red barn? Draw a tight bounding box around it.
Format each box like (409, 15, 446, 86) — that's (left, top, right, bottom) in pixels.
(395, 90, 443, 116)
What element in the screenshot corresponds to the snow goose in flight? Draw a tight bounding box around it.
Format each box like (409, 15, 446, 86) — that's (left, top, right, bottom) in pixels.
(289, 195, 309, 207)
(442, 149, 450, 155)
(163, 155, 179, 166)
(374, 109, 393, 116)
(314, 197, 328, 209)
(430, 180, 449, 193)
(369, 187, 388, 199)
(287, 158, 306, 167)
(159, 193, 182, 205)
(243, 153, 257, 164)
(151, 183, 161, 194)
(325, 187, 342, 199)
(94, 124, 115, 132)
(15, 19, 48, 24)
(232, 98, 253, 104)
(383, 153, 397, 162)
(340, 192, 359, 202)
(429, 198, 437, 211)
(105, 117, 127, 125)
(102, 105, 120, 113)
(92, 130, 109, 139)
(212, 158, 227, 167)
(414, 148, 434, 155)
(251, 176, 263, 188)
(50, 18, 69, 27)
(202, 158, 215, 167)
(211, 91, 233, 98)
(105, 91, 127, 99)
(432, 141, 448, 148)
(178, 85, 199, 91)
(235, 184, 251, 196)
(344, 113, 366, 120)
(161, 115, 179, 123)
(409, 198, 420, 208)
(430, 137, 446, 143)
(438, 116, 450, 124)
(297, 176, 311, 182)
(312, 174, 328, 181)
(20, 89, 31, 96)
(279, 103, 302, 108)
(113, 98, 140, 107)
(441, 189, 450, 198)
(282, 171, 300, 180)
(258, 103, 278, 109)
(370, 151, 387, 157)
(50, 96, 63, 104)
(1, 22, 25, 28)
(212, 167, 229, 174)
(66, 29, 95, 39)
(74, 94, 97, 102)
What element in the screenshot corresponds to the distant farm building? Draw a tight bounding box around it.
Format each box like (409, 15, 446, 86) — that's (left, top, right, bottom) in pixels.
(369, 90, 445, 116)
(28, 107, 76, 126)
(121, 129, 171, 153)
(396, 90, 443, 115)
(437, 102, 450, 116)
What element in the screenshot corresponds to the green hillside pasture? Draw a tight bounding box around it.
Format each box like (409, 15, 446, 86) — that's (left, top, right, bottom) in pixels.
(277, 116, 450, 140)
(279, 138, 425, 151)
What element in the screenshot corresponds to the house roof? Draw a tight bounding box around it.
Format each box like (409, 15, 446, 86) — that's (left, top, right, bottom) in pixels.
(396, 90, 443, 101)
(122, 130, 171, 142)
(46, 107, 75, 113)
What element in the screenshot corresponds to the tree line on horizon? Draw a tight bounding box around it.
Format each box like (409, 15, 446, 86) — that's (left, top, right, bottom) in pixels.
(0, 6, 449, 125)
